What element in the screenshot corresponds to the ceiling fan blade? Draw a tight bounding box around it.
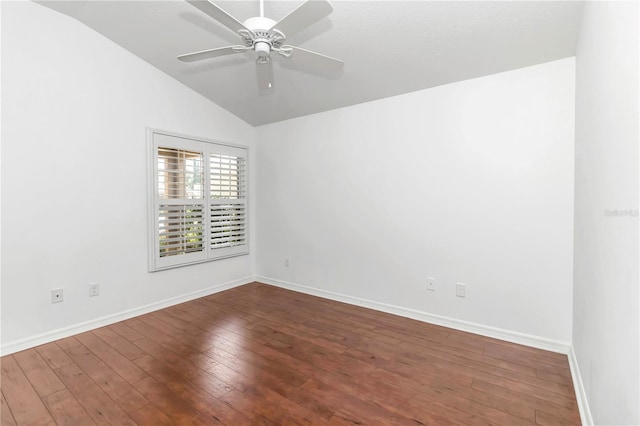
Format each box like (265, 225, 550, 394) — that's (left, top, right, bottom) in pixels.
(281, 45, 344, 73)
(269, 0, 333, 39)
(178, 46, 246, 62)
(186, 0, 252, 35)
(256, 59, 275, 92)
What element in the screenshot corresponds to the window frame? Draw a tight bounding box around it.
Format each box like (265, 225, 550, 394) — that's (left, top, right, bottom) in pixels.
(147, 128, 249, 272)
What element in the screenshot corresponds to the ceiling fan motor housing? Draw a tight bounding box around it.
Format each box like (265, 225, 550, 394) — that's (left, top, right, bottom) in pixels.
(242, 16, 286, 61)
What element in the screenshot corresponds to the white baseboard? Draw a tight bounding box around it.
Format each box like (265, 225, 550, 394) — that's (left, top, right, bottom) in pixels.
(257, 275, 571, 354)
(568, 345, 594, 426)
(0, 276, 255, 356)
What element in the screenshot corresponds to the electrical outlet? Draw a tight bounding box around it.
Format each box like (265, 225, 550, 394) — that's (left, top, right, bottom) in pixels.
(284, 258, 290, 268)
(456, 283, 466, 298)
(89, 282, 100, 297)
(51, 289, 64, 303)
(426, 277, 436, 291)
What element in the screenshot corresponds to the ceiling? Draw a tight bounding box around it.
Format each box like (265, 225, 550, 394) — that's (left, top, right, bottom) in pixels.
(40, 1, 584, 126)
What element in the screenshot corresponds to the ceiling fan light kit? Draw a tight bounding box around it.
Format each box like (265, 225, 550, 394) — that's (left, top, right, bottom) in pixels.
(179, 0, 344, 90)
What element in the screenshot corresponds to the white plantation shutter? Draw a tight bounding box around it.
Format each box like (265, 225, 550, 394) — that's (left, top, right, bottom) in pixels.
(148, 131, 248, 271)
(157, 147, 204, 200)
(209, 149, 248, 257)
(210, 204, 246, 248)
(158, 204, 204, 257)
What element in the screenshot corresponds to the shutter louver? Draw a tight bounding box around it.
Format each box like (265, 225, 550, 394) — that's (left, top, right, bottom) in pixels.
(210, 204, 246, 248)
(157, 148, 203, 200)
(210, 154, 246, 199)
(158, 205, 204, 257)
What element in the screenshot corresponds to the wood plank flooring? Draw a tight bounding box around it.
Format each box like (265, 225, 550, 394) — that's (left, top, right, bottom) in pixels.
(1, 282, 581, 425)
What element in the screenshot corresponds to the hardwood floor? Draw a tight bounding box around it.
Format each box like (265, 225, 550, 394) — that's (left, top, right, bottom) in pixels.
(1, 282, 581, 425)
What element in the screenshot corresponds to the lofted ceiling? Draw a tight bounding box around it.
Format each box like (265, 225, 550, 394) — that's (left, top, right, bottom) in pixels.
(39, 1, 584, 126)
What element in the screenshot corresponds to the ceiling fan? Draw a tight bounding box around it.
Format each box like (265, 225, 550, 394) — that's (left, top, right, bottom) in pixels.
(179, 0, 344, 91)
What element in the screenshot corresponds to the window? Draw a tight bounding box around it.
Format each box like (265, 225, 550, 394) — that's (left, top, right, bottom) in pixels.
(148, 130, 248, 271)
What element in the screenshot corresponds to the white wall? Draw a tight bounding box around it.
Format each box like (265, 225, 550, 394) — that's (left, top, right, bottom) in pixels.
(256, 58, 575, 345)
(1, 2, 256, 353)
(573, 1, 639, 425)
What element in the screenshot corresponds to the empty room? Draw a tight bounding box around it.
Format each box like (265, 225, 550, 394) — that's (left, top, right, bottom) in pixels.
(1, 0, 638, 425)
